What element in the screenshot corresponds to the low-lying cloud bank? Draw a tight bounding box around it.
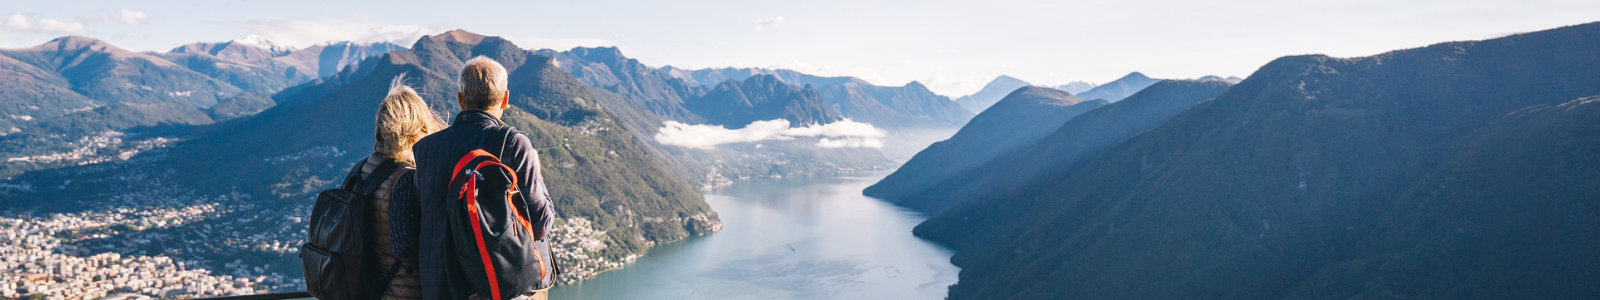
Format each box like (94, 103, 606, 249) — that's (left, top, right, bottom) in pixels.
(655, 119, 886, 149)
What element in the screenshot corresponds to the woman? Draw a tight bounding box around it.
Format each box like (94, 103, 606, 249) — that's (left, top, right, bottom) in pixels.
(356, 77, 446, 299)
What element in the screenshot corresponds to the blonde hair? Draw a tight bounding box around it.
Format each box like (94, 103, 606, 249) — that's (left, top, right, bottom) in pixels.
(459, 56, 509, 110)
(375, 74, 447, 164)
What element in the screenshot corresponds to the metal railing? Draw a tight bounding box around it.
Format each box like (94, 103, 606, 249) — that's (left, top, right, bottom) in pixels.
(196, 291, 311, 300)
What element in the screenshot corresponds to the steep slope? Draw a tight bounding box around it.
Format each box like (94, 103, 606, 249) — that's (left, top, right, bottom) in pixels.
(5, 30, 718, 282)
(953, 75, 1032, 112)
(1075, 71, 1159, 102)
(863, 87, 1106, 207)
(900, 80, 1231, 219)
(935, 22, 1600, 299)
(685, 74, 841, 128)
(0, 53, 97, 134)
(1286, 95, 1600, 299)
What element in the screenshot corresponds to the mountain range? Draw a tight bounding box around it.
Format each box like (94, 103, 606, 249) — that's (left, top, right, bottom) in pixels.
(162, 38, 404, 93)
(685, 74, 840, 127)
(537, 48, 901, 186)
(1074, 71, 1161, 102)
(1054, 81, 1097, 94)
(672, 66, 973, 128)
(4, 30, 719, 282)
(952, 75, 1031, 112)
(952, 72, 1172, 114)
(0, 36, 400, 178)
(881, 79, 1232, 216)
(877, 21, 1600, 299)
(863, 86, 1106, 208)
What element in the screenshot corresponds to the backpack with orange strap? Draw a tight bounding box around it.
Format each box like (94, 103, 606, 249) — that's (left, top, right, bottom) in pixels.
(445, 130, 552, 300)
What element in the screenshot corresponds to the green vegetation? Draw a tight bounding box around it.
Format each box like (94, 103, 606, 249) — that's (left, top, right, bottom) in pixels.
(905, 22, 1600, 299)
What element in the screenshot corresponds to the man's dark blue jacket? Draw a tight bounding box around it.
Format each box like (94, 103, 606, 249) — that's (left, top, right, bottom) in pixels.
(410, 110, 555, 299)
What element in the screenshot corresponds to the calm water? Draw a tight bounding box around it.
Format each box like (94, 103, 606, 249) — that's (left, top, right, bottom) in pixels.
(549, 171, 959, 299)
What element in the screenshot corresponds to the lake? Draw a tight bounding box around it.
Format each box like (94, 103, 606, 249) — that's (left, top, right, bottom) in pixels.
(549, 171, 959, 299)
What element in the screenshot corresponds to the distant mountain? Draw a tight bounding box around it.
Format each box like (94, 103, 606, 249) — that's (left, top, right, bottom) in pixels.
(5, 30, 719, 282)
(541, 53, 895, 188)
(539, 47, 706, 124)
(162, 38, 404, 93)
(682, 67, 833, 87)
(1053, 81, 1097, 94)
(863, 87, 1105, 205)
(1196, 75, 1244, 84)
(1075, 71, 1159, 102)
(809, 80, 970, 128)
(0, 52, 98, 135)
(953, 75, 1031, 112)
(0, 36, 402, 179)
(678, 66, 972, 128)
(304, 41, 407, 78)
(922, 22, 1600, 299)
(686, 74, 841, 127)
(0, 36, 255, 177)
(892, 80, 1232, 217)
(2, 36, 243, 108)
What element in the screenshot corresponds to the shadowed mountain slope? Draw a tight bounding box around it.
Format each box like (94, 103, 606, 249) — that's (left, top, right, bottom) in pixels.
(924, 22, 1600, 299)
(863, 87, 1105, 206)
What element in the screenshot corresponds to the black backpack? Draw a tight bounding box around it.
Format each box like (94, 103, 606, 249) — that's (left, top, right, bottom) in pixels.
(445, 129, 554, 300)
(302, 158, 402, 300)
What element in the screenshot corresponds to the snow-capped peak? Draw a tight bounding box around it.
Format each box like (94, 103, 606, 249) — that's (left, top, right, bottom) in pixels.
(231, 35, 292, 54)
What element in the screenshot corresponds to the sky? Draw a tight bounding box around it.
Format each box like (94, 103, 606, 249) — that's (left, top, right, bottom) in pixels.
(2, 0, 1598, 96)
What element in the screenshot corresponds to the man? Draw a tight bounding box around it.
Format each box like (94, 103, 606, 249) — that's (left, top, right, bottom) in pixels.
(412, 56, 556, 300)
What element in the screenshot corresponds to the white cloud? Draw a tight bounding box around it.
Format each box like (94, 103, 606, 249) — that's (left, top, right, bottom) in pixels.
(754, 16, 785, 31)
(110, 9, 148, 26)
(229, 15, 443, 48)
(655, 119, 886, 149)
(1, 13, 88, 35)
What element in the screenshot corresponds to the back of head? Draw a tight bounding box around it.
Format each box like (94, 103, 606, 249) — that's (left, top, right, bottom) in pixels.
(459, 56, 509, 111)
(376, 76, 448, 164)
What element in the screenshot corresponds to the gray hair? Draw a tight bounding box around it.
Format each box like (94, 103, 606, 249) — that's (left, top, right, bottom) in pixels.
(459, 56, 509, 110)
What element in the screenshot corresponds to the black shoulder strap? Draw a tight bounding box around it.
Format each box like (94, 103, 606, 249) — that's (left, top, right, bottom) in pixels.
(359, 158, 402, 196)
(339, 159, 367, 190)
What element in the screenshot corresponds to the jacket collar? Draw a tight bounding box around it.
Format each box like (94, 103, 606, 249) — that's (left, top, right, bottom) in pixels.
(452, 110, 505, 128)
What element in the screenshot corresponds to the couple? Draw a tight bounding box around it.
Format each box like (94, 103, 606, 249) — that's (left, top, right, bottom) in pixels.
(353, 57, 556, 300)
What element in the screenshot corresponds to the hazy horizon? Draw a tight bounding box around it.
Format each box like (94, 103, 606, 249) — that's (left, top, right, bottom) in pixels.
(3, 0, 1597, 96)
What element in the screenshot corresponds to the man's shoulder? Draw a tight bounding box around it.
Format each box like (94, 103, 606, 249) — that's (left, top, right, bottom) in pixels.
(485, 123, 532, 144)
(414, 128, 451, 152)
